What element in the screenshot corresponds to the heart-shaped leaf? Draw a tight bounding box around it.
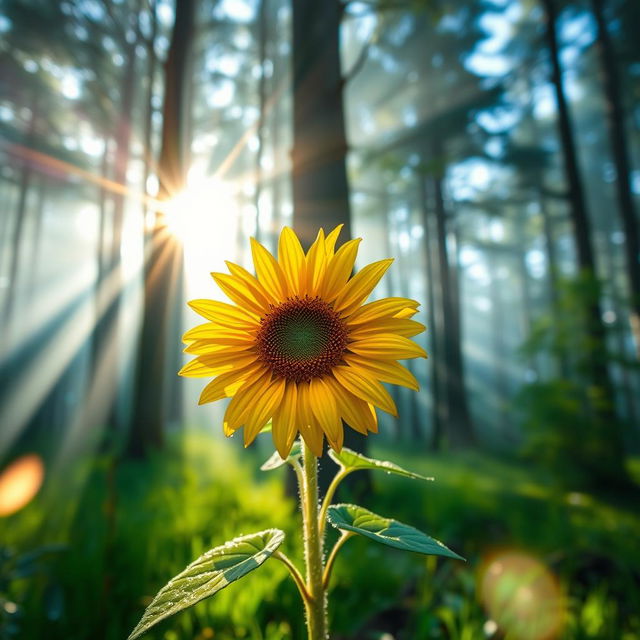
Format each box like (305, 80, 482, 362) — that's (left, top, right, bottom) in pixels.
(260, 440, 302, 471)
(128, 529, 285, 640)
(328, 447, 433, 482)
(327, 504, 463, 560)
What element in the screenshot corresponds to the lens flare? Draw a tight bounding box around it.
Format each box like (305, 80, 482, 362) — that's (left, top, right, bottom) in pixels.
(164, 178, 236, 250)
(478, 550, 565, 640)
(0, 454, 45, 516)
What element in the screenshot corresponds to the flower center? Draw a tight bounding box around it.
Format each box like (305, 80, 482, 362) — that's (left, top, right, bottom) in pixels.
(256, 296, 348, 383)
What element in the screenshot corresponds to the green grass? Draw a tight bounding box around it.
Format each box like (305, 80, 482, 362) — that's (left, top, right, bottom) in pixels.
(2, 433, 639, 640)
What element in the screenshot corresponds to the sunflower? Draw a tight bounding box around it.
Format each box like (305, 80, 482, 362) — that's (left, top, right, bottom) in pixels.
(179, 225, 426, 458)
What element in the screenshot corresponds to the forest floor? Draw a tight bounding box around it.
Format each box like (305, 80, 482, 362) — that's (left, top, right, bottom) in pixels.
(2, 430, 639, 640)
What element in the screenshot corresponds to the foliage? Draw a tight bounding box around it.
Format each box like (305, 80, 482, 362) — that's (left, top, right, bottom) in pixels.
(3, 433, 638, 639)
(125, 440, 462, 639)
(0, 433, 299, 640)
(517, 274, 633, 488)
(0, 544, 64, 639)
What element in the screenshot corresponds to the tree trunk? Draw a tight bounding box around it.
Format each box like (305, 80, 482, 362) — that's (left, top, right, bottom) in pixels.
(380, 189, 401, 439)
(141, 0, 159, 223)
(418, 175, 444, 450)
(543, 0, 608, 372)
(92, 138, 111, 370)
(538, 186, 571, 378)
(432, 163, 474, 448)
(128, 0, 196, 458)
(291, 0, 351, 247)
(1, 100, 37, 349)
(254, 0, 268, 242)
(292, 0, 371, 486)
(522, 83, 570, 377)
(91, 35, 137, 435)
(486, 238, 509, 437)
(543, 0, 595, 274)
(591, 0, 640, 356)
(26, 174, 46, 299)
(514, 208, 539, 377)
(542, 0, 627, 483)
(269, 5, 283, 245)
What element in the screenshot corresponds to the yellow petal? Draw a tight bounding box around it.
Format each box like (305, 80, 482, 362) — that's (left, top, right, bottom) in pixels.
(305, 228, 327, 296)
(348, 318, 426, 340)
(278, 227, 305, 295)
(343, 354, 419, 391)
(296, 382, 324, 456)
(394, 307, 419, 319)
(178, 352, 258, 377)
(308, 377, 343, 451)
(243, 377, 286, 447)
(251, 237, 289, 301)
(212, 272, 268, 316)
(223, 371, 272, 433)
(332, 365, 397, 416)
(182, 322, 256, 343)
(364, 403, 379, 433)
(324, 376, 371, 435)
(188, 299, 259, 326)
(333, 259, 394, 316)
(225, 261, 273, 309)
(324, 224, 344, 258)
(348, 334, 427, 360)
(347, 297, 419, 326)
(319, 238, 361, 302)
(198, 363, 262, 405)
(272, 383, 298, 459)
(183, 340, 249, 355)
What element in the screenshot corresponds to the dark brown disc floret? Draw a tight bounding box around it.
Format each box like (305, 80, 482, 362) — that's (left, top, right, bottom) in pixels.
(256, 296, 348, 383)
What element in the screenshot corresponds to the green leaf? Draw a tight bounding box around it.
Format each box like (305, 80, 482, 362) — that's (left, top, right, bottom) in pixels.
(327, 504, 464, 561)
(260, 440, 302, 471)
(128, 529, 284, 640)
(328, 447, 434, 481)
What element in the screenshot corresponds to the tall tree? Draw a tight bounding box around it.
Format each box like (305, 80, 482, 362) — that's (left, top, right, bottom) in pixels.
(591, 0, 640, 356)
(254, 0, 268, 242)
(128, 0, 196, 457)
(541, 0, 627, 482)
(291, 0, 352, 247)
(430, 154, 475, 446)
(91, 0, 143, 434)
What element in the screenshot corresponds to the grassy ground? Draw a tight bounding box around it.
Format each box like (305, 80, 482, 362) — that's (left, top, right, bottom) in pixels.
(2, 431, 639, 640)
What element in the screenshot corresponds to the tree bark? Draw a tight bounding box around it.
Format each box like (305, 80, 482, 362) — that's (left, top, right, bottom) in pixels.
(542, 0, 627, 482)
(254, 0, 268, 243)
(543, 0, 595, 275)
(432, 162, 474, 448)
(1, 100, 37, 348)
(591, 0, 640, 356)
(380, 189, 402, 439)
(128, 0, 196, 457)
(91, 31, 137, 434)
(141, 0, 159, 223)
(26, 174, 46, 301)
(291, 0, 351, 247)
(486, 236, 509, 436)
(418, 175, 444, 450)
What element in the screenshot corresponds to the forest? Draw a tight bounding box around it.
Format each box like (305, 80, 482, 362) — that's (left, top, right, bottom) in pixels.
(0, 0, 639, 638)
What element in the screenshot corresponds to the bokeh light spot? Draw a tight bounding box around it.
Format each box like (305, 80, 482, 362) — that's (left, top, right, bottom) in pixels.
(0, 454, 45, 516)
(478, 550, 565, 640)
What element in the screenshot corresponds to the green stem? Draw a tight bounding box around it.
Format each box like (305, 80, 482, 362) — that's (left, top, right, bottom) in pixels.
(274, 551, 311, 604)
(322, 531, 353, 589)
(301, 440, 328, 640)
(318, 467, 351, 538)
